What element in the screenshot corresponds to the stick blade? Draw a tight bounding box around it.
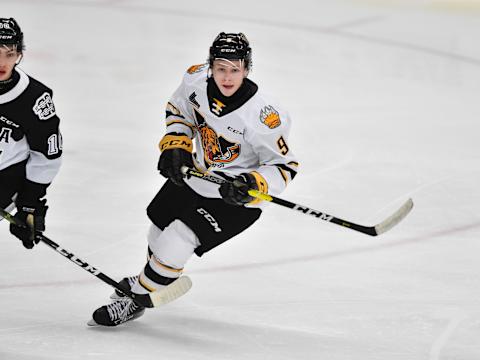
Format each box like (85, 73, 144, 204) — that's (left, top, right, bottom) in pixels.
(148, 276, 192, 307)
(374, 198, 414, 235)
(0, 203, 15, 222)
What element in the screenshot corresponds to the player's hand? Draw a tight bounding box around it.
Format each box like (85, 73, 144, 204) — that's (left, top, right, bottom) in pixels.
(9, 200, 48, 249)
(157, 133, 194, 186)
(158, 148, 193, 186)
(219, 173, 258, 206)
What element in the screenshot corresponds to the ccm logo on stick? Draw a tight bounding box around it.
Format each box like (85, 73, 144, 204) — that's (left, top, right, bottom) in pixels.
(294, 205, 334, 221)
(52, 244, 101, 275)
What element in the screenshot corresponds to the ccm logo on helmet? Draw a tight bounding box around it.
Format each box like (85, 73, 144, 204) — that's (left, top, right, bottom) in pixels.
(196, 208, 222, 233)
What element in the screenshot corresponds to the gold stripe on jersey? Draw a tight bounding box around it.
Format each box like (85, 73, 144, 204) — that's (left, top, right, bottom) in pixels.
(159, 134, 193, 153)
(276, 162, 298, 182)
(277, 166, 288, 184)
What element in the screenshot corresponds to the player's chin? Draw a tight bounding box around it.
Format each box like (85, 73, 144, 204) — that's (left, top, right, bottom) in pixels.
(220, 86, 236, 97)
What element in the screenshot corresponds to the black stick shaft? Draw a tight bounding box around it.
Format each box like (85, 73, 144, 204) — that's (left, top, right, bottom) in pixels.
(0, 208, 153, 307)
(183, 167, 378, 236)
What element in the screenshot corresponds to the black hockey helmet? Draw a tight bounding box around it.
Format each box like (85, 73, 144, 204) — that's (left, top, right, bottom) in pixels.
(0, 18, 24, 51)
(208, 32, 252, 70)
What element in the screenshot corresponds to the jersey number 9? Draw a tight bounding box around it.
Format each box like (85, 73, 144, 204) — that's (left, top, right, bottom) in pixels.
(277, 136, 289, 155)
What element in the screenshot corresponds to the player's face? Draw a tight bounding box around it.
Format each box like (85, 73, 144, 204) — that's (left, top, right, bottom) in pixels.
(0, 45, 21, 81)
(212, 59, 248, 97)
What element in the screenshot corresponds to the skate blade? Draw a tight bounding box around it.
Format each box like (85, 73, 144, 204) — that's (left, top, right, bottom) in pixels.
(87, 318, 100, 326)
(109, 293, 123, 300)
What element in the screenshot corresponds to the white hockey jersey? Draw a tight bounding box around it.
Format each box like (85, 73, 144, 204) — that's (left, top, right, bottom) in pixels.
(164, 63, 298, 208)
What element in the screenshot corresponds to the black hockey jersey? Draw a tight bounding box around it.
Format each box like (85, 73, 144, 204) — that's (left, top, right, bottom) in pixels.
(0, 68, 62, 200)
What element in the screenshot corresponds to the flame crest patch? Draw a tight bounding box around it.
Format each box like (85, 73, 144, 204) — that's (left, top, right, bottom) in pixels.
(260, 105, 281, 129)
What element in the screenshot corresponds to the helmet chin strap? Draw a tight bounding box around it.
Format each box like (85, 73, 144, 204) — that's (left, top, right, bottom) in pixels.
(15, 53, 23, 65)
(1, 44, 23, 65)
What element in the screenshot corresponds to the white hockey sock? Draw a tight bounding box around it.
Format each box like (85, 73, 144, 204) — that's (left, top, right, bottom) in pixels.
(134, 256, 182, 294)
(131, 277, 150, 295)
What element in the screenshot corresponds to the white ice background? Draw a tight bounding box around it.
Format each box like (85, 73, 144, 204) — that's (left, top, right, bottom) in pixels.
(1, 0, 480, 359)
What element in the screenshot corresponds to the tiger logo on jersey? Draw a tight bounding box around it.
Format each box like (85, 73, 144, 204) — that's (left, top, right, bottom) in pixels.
(187, 63, 208, 74)
(200, 126, 220, 158)
(200, 124, 240, 164)
(193, 108, 240, 165)
(260, 105, 281, 129)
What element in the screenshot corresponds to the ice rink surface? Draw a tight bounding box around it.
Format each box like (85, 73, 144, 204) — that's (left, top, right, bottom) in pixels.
(1, 0, 480, 359)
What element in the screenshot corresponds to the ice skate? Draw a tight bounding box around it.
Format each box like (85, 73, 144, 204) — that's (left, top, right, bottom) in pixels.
(87, 297, 145, 327)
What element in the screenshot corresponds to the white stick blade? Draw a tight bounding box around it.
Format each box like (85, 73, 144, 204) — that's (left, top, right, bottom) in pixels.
(374, 198, 414, 235)
(0, 202, 15, 222)
(148, 276, 192, 307)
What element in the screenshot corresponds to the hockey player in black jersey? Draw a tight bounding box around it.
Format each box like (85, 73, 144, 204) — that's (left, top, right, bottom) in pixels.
(0, 18, 62, 249)
(89, 32, 298, 326)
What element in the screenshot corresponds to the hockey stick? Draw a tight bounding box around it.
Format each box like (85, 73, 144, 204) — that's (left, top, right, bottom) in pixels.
(182, 166, 413, 236)
(0, 207, 192, 308)
(0, 200, 16, 222)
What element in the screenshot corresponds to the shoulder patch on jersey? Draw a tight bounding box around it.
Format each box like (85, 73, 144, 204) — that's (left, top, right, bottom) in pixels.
(33, 92, 56, 120)
(187, 63, 208, 74)
(260, 105, 281, 129)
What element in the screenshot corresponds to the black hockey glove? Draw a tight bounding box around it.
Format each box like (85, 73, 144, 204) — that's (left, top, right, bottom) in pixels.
(219, 172, 268, 206)
(10, 200, 48, 249)
(158, 133, 193, 186)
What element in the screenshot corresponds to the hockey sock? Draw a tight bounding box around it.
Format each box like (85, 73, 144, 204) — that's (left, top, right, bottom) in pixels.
(132, 256, 183, 294)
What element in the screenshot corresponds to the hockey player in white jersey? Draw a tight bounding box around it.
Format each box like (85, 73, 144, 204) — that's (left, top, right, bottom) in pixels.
(89, 32, 298, 326)
(0, 18, 62, 249)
